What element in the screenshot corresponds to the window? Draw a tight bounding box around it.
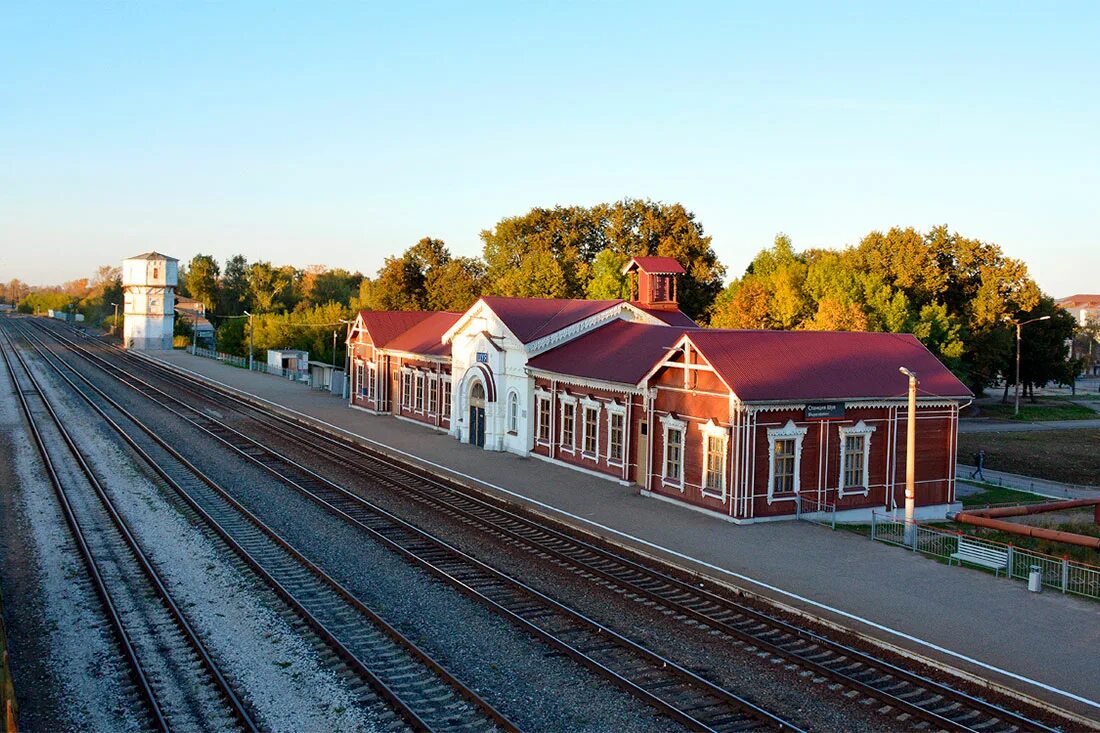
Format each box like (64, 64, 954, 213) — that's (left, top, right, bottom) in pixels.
(442, 380, 452, 418)
(427, 374, 438, 414)
(153, 267, 158, 279)
(415, 373, 425, 412)
(608, 411, 625, 463)
(561, 402, 576, 450)
(367, 363, 377, 401)
(664, 427, 683, 483)
(773, 440, 796, 492)
(838, 421, 876, 496)
(536, 396, 551, 443)
(508, 391, 519, 433)
(699, 420, 728, 497)
(582, 406, 598, 456)
(401, 370, 412, 409)
(355, 361, 365, 397)
(766, 420, 808, 503)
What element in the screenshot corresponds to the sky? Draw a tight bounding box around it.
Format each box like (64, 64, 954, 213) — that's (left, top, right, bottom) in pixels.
(2, 1, 1097, 297)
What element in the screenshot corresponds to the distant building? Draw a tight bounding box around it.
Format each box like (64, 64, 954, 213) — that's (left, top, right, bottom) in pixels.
(348, 257, 971, 523)
(1058, 294, 1100, 376)
(122, 252, 178, 350)
(174, 296, 215, 347)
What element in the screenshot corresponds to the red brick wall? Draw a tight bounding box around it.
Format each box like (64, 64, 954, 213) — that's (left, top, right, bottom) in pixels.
(392, 355, 451, 429)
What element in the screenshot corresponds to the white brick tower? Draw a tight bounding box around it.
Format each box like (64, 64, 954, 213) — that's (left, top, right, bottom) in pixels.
(122, 251, 178, 350)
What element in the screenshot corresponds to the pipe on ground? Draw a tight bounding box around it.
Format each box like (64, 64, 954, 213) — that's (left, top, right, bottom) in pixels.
(966, 498, 1100, 519)
(954, 512, 1100, 550)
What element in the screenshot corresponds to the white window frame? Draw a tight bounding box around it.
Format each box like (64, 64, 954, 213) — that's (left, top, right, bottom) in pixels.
(367, 362, 377, 401)
(698, 420, 729, 500)
(442, 379, 452, 418)
(414, 371, 425, 413)
(559, 393, 577, 453)
(427, 373, 438, 415)
(660, 414, 687, 489)
(535, 390, 551, 445)
(580, 397, 601, 459)
(354, 360, 365, 397)
(766, 420, 808, 504)
(837, 420, 876, 497)
(400, 368, 413, 409)
(606, 402, 627, 465)
(507, 390, 519, 434)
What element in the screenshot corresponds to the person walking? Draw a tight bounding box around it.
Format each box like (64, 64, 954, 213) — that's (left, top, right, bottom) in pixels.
(970, 449, 986, 481)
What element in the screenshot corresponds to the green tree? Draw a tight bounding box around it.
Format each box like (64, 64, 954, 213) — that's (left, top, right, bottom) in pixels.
(248, 261, 291, 313)
(491, 249, 568, 298)
(585, 249, 631, 300)
(186, 254, 221, 312)
(425, 257, 486, 311)
(219, 255, 250, 315)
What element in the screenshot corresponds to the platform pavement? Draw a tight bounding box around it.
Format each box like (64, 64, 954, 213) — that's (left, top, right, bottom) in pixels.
(956, 466, 1100, 498)
(149, 349, 1100, 721)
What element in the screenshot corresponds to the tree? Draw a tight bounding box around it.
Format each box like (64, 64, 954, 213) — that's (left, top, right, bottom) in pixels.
(805, 298, 869, 332)
(186, 254, 220, 312)
(491, 249, 568, 299)
(248, 261, 291, 313)
(1004, 297, 1077, 399)
(219, 255, 250, 315)
(709, 279, 771, 329)
(363, 237, 482, 312)
(425, 257, 486, 311)
(481, 199, 725, 319)
(585, 249, 631, 300)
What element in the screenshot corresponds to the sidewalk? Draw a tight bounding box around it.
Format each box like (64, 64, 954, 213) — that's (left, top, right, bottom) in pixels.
(149, 350, 1100, 720)
(959, 417, 1100, 433)
(956, 466, 1100, 498)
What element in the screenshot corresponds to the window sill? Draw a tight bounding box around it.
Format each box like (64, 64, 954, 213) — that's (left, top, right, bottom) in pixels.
(581, 452, 598, 461)
(506, 430, 518, 436)
(701, 489, 726, 501)
(661, 479, 684, 492)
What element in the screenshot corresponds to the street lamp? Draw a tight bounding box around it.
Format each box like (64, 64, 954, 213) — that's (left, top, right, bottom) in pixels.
(1006, 315, 1051, 417)
(110, 302, 120, 334)
(244, 310, 254, 371)
(899, 367, 918, 546)
(339, 317, 354, 400)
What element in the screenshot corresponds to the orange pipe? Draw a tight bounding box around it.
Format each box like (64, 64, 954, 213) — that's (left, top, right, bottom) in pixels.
(955, 513, 1100, 550)
(967, 498, 1100, 519)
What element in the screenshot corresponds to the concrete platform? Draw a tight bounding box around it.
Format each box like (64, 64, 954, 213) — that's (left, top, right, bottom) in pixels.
(150, 349, 1100, 721)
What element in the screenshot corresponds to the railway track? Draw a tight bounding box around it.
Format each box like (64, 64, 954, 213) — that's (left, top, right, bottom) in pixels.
(25, 319, 800, 732)
(33, 317, 1068, 731)
(0, 327, 256, 733)
(6, 318, 515, 733)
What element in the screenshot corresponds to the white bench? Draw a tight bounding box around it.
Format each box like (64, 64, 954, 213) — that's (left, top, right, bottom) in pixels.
(951, 538, 1009, 576)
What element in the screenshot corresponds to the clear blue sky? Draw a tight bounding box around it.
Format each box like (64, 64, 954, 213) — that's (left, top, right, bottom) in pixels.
(2, 1, 1097, 297)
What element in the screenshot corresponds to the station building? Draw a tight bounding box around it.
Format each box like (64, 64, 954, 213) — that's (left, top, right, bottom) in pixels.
(347, 257, 971, 523)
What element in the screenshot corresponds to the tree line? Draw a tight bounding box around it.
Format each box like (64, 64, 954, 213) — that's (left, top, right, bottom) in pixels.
(4, 199, 1083, 395)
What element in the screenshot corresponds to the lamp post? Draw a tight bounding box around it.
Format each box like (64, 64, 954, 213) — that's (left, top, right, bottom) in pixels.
(339, 317, 354, 400)
(244, 311, 254, 371)
(110, 302, 120, 335)
(899, 366, 918, 546)
(1007, 315, 1051, 417)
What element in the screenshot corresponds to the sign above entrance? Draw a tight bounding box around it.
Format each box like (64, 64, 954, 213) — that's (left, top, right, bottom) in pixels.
(476, 351, 489, 364)
(805, 402, 845, 420)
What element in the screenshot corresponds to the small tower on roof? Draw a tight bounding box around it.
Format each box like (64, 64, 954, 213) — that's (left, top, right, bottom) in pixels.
(122, 251, 178, 350)
(621, 256, 685, 311)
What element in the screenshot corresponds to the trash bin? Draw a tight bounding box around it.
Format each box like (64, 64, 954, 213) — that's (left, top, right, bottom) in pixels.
(1027, 566, 1042, 593)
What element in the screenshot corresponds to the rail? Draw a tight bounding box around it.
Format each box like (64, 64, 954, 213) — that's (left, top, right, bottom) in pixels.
(1, 588, 15, 733)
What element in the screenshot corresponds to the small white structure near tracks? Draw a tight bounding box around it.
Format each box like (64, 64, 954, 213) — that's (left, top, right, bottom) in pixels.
(123, 251, 178, 350)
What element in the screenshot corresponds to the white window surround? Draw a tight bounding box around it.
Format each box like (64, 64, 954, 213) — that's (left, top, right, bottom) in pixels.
(427, 374, 438, 415)
(837, 420, 876, 497)
(559, 394, 578, 453)
(507, 390, 520, 433)
(581, 401, 601, 459)
(606, 401, 627, 465)
(660, 414, 687, 489)
(766, 420, 808, 504)
(367, 362, 377, 401)
(535, 395, 551, 445)
(697, 419, 729, 499)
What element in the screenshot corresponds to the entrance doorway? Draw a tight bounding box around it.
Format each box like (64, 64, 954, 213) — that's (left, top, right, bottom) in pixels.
(469, 381, 486, 448)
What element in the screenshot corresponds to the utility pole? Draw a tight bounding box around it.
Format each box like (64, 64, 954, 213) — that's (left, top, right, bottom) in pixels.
(899, 367, 918, 546)
(1010, 315, 1052, 417)
(110, 302, 120, 334)
(244, 311, 254, 371)
(339, 317, 354, 400)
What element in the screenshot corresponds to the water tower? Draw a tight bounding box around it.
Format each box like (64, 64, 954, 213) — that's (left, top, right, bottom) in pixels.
(122, 251, 178, 350)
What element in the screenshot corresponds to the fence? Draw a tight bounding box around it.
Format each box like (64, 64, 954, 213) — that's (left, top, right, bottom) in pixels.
(868, 512, 1100, 600)
(795, 494, 838, 529)
(192, 347, 308, 382)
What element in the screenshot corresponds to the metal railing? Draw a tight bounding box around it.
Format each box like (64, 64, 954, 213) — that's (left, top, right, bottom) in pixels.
(192, 347, 308, 383)
(795, 494, 838, 529)
(869, 512, 1100, 600)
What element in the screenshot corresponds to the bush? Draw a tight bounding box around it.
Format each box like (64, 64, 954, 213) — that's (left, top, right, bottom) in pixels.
(173, 335, 191, 349)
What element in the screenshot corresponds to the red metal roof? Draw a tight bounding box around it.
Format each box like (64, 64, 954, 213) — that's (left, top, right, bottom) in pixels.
(355, 310, 435, 348)
(1057, 294, 1100, 307)
(480, 296, 623, 343)
(632, 304, 697, 327)
(527, 320, 689, 385)
(686, 330, 972, 402)
(383, 312, 462, 358)
(622, 256, 686, 275)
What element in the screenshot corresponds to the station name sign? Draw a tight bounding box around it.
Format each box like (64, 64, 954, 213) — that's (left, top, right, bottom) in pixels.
(476, 351, 489, 364)
(805, 402, 845, 420)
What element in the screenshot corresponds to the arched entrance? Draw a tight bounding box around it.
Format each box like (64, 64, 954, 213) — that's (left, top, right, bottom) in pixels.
(468, 381, 486, 448)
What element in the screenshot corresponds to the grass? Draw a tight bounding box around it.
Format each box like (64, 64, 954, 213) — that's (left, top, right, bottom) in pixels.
(976, 400, 1098, 421)
(957, 430, 1100, 486)
(957, 485, 1046, 508)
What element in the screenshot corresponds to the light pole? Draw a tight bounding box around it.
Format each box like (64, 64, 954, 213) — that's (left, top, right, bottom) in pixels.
(339, 317, 354, 400)
(244, 311, 254, 371)
(899, 366, 918, 546)
(1007, 315, 1051, 416)
(110, 302, 120, 335)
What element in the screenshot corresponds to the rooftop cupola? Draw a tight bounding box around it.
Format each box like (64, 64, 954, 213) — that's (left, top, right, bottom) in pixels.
(621, 256, 685, 311)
